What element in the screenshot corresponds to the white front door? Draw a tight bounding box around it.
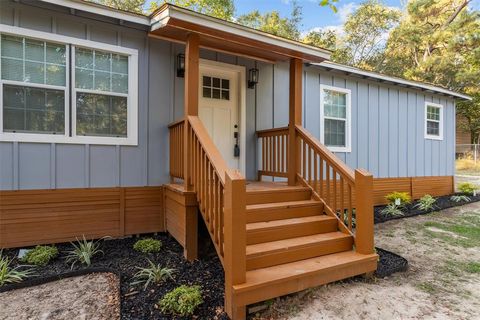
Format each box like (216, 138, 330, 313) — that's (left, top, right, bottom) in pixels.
(199, 62, 240, 169)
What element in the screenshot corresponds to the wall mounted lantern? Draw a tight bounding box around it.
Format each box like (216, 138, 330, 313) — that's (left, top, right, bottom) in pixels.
(177, 53, 185, 78)
(248, 68, 259, 89)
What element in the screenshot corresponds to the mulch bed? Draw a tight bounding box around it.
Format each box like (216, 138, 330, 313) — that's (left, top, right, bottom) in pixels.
(374, 193, 480, 224)
(1, 233, 228, 320)
(375, 247, 408, 278)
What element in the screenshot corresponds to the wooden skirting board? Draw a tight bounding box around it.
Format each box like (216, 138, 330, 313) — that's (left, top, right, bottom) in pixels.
(311, 175, 454, 207)
(0, 186, 164, 249)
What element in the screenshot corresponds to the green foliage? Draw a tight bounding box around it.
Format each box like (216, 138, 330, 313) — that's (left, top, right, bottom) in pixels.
(385, 191, 411, 205)
(237, 0, 302, 40)
(0, 251, 34, 286)
(450, 195, 471, 203)
(319, 0, 339, 13)
(90, 0, 147, 14)
(465, 262, 480, 274)
(21, 245, 58, 266)
(458, 182, 478, 195)
(65, 236, 103, 269)
(133, 238, 162, 254)
(302, 29, 337, 51)
(381, 203, 405, 217)
(414, 195, 437, 211)
(131, 259, 175, 290)
(159, 285, 203, 316)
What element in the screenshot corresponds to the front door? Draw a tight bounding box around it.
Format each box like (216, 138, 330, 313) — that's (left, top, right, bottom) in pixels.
(198, 62, 240, 169)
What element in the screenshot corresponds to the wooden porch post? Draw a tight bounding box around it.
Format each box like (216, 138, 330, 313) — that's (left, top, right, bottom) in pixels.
(288, 58, 302, 186)
(224, 169, 247, 319)
(355, 169, 374, 254)
(184, 33, 200, 190)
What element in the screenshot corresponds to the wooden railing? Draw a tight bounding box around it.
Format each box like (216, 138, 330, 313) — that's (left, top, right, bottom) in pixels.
(170, 116, 247, 317)
(256, 125, 374, 255)
(256, 127, 289, 179)
(168, 119, 185, 180)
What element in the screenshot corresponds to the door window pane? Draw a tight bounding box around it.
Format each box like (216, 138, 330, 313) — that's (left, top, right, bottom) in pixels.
(202, 76, 230, 100)
(76, 92, 127, 137)
(3, 85, 65, 134)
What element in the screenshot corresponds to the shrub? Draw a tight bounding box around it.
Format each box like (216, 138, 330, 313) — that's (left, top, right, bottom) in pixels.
(21, 245, 58, 266)
(385, 192, 411, 205)
(450, 195, 471, 203)
(457, 182, 478, 195)
(159, 285, 203, 316)
(65, 236, 103, 269)
(133, 238, 162, 254)
(0, 251, 34, 286)
(414, 195, 437, 211)
(131, 259, 175, 290)
(381, 203, 405, 217)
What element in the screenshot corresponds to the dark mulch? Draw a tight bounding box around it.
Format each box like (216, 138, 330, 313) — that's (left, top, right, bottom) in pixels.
(374, 193, 480, 224)
(375, 247, 408, 278)
(1, 232, 228, 320)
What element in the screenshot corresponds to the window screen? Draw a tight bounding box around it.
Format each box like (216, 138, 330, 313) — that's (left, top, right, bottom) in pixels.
(1, 34, 66, 134)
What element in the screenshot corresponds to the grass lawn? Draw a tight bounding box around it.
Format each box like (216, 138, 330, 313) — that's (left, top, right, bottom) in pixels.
(253, 202, 480, 319)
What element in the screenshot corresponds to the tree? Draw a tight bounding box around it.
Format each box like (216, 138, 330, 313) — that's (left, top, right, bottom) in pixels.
(319, 0, 340, 13)
(91, 0, 146, 13)
(237, 1, 302, 40)
(335, 0, 401, 70)
(457, 94, 480, 144)
(150, 0, 235, 20)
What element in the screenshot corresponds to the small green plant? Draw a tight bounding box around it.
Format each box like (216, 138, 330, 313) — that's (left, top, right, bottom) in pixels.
(21, 245, 58, 266)
(381, 203, 405, 217)
(65, 236, 103, 269)
(133, 238, 162, 254)
(131, 259, 175, 290)
(414, 195, 437, 211)
(385, 191, 411, 205)
(159, 285, 203, 316)
(457, 182, 478, 195)
(0, 251, 35, 286)
(450, 195, 471, 203)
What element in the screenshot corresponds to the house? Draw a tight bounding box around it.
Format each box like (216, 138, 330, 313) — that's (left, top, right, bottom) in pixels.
(0, 1, 470, 318)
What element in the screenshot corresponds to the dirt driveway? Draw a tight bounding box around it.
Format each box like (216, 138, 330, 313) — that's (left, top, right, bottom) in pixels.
(254, 202, 480, 320)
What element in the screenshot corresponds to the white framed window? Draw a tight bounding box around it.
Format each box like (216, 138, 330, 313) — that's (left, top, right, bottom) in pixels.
(424, 102, 443, 140)
(320, 84, 351, 152)
(0, 24, 138, 146)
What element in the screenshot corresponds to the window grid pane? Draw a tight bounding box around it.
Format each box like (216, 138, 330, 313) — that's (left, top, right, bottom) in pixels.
(76, 92, 127, 137)
(324, 118, 346, 147)
(202, 76, 230, 100)
(1, 34, 66, 86)
(427, 120, 440, 136)
(324, 90, 347, 119)
(75, 47, 128, 94)
(3, 84, 65, 134)
(427, 106, 440, 121)
(323, 89, 348, 148)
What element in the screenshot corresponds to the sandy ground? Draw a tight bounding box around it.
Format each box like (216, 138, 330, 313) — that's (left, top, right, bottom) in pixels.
(253, 202, 480, 320)
(0, 272, 120, 320)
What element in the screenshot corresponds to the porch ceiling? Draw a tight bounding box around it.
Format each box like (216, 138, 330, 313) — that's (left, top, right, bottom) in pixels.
(149, 4, 331, 63)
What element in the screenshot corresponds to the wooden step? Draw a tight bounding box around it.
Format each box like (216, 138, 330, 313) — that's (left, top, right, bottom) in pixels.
(233, 251, 378, 306)
(246, 186, 311, 205)
(246, 200, 323, 223)
(246, 215, 337, 245)
(246, 232, 353, 270)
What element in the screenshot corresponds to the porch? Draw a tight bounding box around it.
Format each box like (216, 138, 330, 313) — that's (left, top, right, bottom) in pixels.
(153, 4, 377, 319)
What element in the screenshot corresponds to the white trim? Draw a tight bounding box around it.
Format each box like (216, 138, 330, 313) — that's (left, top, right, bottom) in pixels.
(39, 0, 151, 26)
(0, 25, 139, 146)
(199, 59, 247, 176)
(315, 62, 471, 101)
(424, 102, 444, 141)
(320, 84, 352, 153)
(152, 6, 330, 61)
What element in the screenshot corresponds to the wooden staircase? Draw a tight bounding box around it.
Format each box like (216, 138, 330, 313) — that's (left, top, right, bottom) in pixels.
(237, 183, 377, 306)
(168, 118, 377, 320)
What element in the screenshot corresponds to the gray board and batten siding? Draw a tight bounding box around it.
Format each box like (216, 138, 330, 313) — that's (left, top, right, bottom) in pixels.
(0, 1, 455, 191)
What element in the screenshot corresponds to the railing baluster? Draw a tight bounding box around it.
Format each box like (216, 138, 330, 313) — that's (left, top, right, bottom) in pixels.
(348, 183, 353, 230)
(340, 176, 345, 223)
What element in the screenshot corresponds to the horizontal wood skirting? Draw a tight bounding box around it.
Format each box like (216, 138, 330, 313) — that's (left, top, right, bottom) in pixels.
(312, 175, 454, 207)
(0, 186, 164, 249)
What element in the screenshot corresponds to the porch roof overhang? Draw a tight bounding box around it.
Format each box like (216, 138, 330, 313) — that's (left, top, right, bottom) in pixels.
(149, 4, 331, 63)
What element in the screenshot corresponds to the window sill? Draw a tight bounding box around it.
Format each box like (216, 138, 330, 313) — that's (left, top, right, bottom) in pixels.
(0, 133, 138, 146)
(327, 146, 351, 153)
(425, 135, 444, 141)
